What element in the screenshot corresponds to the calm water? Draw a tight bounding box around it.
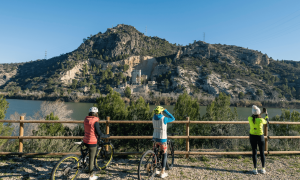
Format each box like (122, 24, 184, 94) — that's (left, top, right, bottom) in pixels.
(5, 99, 300, 121)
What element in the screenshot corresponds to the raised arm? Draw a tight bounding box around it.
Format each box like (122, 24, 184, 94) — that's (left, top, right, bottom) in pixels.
(163, 109, 175, 124)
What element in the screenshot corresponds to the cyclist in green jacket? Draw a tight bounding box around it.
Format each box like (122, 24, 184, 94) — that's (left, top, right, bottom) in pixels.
(248, 105, 269, 175)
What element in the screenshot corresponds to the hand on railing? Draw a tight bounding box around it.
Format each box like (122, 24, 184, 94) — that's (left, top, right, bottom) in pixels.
(102, 134, 110, 139)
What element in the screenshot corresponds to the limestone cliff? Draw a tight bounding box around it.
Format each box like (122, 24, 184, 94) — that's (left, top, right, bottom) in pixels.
(60, 61, 88, 84)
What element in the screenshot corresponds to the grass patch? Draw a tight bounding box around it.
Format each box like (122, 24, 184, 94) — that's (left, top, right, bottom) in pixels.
(277, 169, 285, 173)
(189, 157, 197, 162)
(242, 158, 251, 163)
(203, 162, 211, 168)
(290, 163, 300, 169)
(200, 155, 210, 162)
(100, 170, 107, 174)
(178, 154, 184, 158)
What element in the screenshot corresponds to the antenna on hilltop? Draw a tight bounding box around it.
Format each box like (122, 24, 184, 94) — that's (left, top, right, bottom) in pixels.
(203, 32, 205, 42)
(45, 50, 47, 59)
(145, 26, 147, 36)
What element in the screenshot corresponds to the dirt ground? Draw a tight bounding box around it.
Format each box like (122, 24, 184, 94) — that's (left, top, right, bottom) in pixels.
(0, 154, 299, 180)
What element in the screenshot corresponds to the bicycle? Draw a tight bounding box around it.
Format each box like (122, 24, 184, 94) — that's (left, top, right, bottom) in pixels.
(51, 136, 114, 180)
(138, 139, 175, 180)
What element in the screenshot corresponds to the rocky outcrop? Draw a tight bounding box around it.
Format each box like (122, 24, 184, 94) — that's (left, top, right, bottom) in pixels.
(0, 69, 17, 86)
(176, 41, 270, 66)
(60, 61, 88, 84)
(90, 55, 158, 78)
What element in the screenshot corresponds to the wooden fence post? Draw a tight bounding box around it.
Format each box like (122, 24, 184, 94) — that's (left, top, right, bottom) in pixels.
(186, 117, 190, 158)
(19, 116, 25, 157)
(264, 124, 268, 156)
(106, 116, 110, 151)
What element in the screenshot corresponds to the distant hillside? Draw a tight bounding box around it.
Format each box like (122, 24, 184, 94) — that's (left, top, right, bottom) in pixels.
(1, 24, 300, 105)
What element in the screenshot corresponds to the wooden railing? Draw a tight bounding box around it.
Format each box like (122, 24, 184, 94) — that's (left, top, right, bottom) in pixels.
(0, 116, 300, 157)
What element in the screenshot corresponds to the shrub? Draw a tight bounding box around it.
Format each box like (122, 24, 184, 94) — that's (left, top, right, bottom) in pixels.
(124, 86, 131, 98)
(0, 95, 12, 148)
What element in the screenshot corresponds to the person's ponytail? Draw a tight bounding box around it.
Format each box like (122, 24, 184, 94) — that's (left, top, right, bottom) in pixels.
(252, 114, 256, 124)
(251, 114, 262, 124)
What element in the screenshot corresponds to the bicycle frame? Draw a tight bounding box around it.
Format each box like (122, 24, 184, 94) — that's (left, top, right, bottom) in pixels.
(152, 141, 165, 170)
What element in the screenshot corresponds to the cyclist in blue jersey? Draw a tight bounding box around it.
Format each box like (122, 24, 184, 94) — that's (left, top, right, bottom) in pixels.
(152, 106, 175, 178)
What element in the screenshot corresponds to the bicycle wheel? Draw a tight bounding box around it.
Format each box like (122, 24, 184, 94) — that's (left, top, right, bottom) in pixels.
(166, 140, 174, 170)
(138, 150, 157, 180)
(94, 143, 114, 170)
(51, 154, 81, 180)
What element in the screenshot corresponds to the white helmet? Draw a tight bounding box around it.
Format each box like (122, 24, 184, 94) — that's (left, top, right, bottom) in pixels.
(89, 107, 98, 113)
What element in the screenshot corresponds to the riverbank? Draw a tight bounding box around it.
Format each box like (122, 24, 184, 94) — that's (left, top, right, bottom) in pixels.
(3, 93, 300, 109)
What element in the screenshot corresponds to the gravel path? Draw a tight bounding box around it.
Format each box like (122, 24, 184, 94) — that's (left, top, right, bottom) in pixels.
(0, 154, 299, 179)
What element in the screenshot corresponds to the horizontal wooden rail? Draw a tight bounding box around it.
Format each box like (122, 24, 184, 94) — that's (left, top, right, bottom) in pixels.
(268, 136, 300, 139)
(0, 120, 85, 123)
(268, 122, 300, 125)
(0, 136, 19, 139)
(1, 119, 300, 125)
(189, 136, 265, 139)
(1, 135, 300, 140)
(1, 116, 300, 157)
(268, 151, 300, 154)
(18, 136, 84, 139)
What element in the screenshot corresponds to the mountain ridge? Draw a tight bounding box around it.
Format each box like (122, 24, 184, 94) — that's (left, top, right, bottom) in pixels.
(1, 24, 300, 106)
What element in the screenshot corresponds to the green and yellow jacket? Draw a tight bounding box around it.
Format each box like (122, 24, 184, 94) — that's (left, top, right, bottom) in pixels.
(248, 116, 268, 135)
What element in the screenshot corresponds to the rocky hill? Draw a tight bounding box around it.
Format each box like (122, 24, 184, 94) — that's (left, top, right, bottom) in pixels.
(1, 24, 300, 105)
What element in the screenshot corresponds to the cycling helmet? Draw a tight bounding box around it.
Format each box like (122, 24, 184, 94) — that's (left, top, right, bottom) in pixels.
(89, 107, 98, 113)
(154, 106, 164, 114)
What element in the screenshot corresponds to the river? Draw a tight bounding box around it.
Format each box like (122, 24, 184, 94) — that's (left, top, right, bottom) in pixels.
(4, 99, 300, 121)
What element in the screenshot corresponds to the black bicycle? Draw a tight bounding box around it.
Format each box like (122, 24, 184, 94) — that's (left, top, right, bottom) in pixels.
(138, 139, 175, 180)
(51, 136, 114, 180)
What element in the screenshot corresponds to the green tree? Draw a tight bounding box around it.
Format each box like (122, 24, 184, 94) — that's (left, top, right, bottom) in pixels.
(123, 64, 129, 72)
(95, 89, 127, 120)
(269, 109, 300, 151)
(0, 95, 12, 148)
(79, 81, 84, 87)
(126, 97, 154, 151)
(238, 92, 245, 99)
(89, 74, 94, 83)
(105, 84, 112, 92)
(256, 89, 263, 97)
(32, 112, 64, 136)
(202, 92, 238, 149)
(172, 91, 200, 149)
(72, 79, 78, 89)
(164, 79, 169, 89)
(90, 84, 96, 94)
(124, 86, 131, 98)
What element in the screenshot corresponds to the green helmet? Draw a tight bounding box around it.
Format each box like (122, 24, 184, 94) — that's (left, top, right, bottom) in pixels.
(154, 106, 164, 114)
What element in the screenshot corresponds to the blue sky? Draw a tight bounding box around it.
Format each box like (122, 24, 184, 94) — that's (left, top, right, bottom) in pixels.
(1, 0, 300, 64)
